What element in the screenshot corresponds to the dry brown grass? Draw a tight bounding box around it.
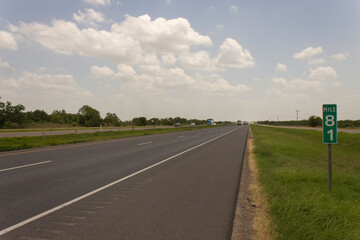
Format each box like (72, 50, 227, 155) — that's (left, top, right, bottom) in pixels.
(248, 130, 274, 240)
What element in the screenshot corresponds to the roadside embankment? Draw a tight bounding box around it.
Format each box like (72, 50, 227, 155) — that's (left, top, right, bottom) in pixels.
(249, 124, 360, 239)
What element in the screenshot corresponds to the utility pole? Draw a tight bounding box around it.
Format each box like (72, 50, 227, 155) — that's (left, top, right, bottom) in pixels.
(296, 110, 299, 121)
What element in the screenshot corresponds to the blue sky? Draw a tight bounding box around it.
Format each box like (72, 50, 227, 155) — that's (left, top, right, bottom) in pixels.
(0, 0, 359, 121)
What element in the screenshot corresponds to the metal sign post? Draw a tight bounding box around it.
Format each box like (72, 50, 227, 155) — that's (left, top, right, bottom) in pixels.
(322, 104, 337, 190)
(328, 144, 332, 190)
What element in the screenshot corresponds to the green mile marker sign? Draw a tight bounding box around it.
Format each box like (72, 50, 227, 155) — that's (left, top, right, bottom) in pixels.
(322, 104, 337, 144)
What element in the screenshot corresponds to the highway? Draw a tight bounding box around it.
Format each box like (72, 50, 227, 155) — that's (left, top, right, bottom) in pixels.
(0, 125, 249, 239)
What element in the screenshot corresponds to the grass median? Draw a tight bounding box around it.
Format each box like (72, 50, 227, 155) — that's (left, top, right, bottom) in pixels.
(0, 125, 219, 152)
(0, 125, 166, 133)
(250, 124, 360, 240)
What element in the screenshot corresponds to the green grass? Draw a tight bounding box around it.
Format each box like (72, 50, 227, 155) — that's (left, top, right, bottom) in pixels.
(0, 125, 171, 133)
(251, 124, 360, 240)
(0, 125, 219, 152)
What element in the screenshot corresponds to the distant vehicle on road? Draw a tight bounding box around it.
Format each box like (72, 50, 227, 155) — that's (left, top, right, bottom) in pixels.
(190, 122, 196, 126)
(175, 123, 181, 127)
(207, 119, 214, 125)
(237, 120, 242, 125)
(243, 121, 248, 125)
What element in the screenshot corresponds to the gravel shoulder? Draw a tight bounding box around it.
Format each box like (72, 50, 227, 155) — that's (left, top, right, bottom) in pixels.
(231, 133, 255, 240)
(232, 129, 272, 240)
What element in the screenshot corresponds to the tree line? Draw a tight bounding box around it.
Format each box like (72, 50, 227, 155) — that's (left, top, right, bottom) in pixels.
(257, 115, 360, 128)
(0, 99, 219, 129)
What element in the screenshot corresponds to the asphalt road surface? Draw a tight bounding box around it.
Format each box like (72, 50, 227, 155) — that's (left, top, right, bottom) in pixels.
(0, 125, 249, 240)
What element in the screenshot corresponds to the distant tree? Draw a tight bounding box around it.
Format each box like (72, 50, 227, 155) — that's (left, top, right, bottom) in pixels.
(120, 120, 132, 126)
(78, 105, 102, 127)
(173, 117, 187, 124)
(49, 110, 62, 124)
(188, 119, 207, 125)
(338, 119, 360, 128)
(0, 100, 5, 128)
(0, 101, 26, 128)
(28, 109, 49, 122)
(132, 117, 147, 126)
(104, 113, 121, 126)
(50, 110, 70, 124)
(148, 118, 161, 125)
(161, 118, 174, 126)
(308, 115, 322, 127)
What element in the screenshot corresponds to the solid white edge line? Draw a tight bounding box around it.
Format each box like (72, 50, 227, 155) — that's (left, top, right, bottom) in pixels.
(137, 141, 153, 146)
(0, 160, 52, 173)
(0, 127, 239, 236)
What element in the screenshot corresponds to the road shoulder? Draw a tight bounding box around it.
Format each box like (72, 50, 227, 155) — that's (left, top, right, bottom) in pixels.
(232, 129, 272, 240)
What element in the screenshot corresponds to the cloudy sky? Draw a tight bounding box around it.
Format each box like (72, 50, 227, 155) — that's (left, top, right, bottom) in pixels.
(0, 0, 359, 121)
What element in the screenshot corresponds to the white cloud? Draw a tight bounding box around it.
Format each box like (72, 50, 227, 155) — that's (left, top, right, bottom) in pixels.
(84, 0, 110, 7)
(138, 64, 163, 74)
(1, 78, 20, 88)
(272, 77, 287, 86)
(266, 87, 309, 99)
(161, 54, 177, 66)
(332, 81, 342, 87)
(0, 31, 18, 50)
(287, 78, 322, 90)
(275, 63, 287, 72)
(115, 64, 136, 78)
(266, 88, 289, 97)
(90, 65, 114, 78)
(9, 13, 255, 110)
(271, 77, 323, 91)
(142, 54, 160, 65)
(11, 19, 142, 64)
(1, 71, 93, 97)
(308, 66, 337, 81)
(0, 72, 94, 113)
(90, 64, 249, 94)
(293, 46, 323, 59)
(216, 38, 255, 69)
(0, 58, 16, 71)
(37, 67, 47, 73)
(73, 8, 106, 27)
(10, 14, 258, 72)
(196, 76, 249, 94)
(154, 67, 195, 88)
(308, 58, 325, 65)
(179, 51, 220, 71)
(111, 14, 212, 53)
(91, 64, 136, 80)
(332, 53, 349, 61)
(230, 5, 238, 14)
(216, 24, 224, 30)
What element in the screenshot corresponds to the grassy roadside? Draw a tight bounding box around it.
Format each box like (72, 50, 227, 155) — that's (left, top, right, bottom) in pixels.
(0, 125, 172, 133)
(0, 125, 219, 152)
(250, 124, 360, 240)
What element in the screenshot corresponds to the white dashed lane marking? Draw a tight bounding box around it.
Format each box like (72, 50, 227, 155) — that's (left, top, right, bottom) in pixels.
(0, 160, 52, 173)
(137, 141, 153, 146)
